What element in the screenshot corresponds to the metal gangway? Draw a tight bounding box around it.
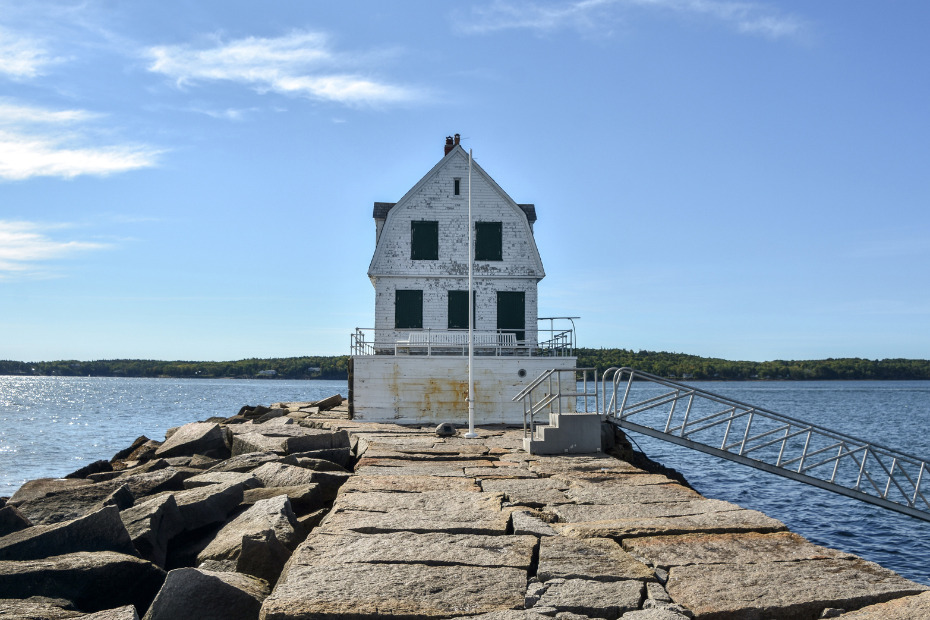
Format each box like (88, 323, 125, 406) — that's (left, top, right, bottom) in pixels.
(598, 367, 930, 522)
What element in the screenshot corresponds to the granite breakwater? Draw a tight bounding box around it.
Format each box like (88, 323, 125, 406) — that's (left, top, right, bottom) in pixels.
(1, 398, 928, 619)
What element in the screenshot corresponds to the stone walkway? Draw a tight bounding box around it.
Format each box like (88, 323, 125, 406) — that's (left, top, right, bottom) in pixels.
(260, 420, 929, 620)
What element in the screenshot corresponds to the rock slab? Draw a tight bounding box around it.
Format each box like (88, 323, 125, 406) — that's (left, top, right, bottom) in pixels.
(0, 551, 165, 613)
(0, 506, 137, 561)
(143, 567, 268, 620)
(534, 578, 644, 620)
(622, 531, 852, 569)
(119, 494, 184, 568)
(667, 557, 928, 620)
(197, 495, 302, 583)
(537, 536, 654, 582)
(260, 563, 526, 620)
(292, 531, 536, 569)
(0, 596, 84, 619)
(0, 505, 31, 537)
(154, 423, 227, 459)
(835, 591, 930, 619)
(82, 605, 141, 619)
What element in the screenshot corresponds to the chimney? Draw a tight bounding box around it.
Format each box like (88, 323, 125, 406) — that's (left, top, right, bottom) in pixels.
(454, 133, 460, 147)
(444, 136, 454, 155)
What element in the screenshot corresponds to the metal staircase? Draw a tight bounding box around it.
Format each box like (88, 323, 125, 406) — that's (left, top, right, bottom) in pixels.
(514, 366, 930, 522)
(513, 367, 602, 455)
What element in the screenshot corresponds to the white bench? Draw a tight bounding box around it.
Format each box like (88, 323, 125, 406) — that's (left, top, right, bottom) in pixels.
(395, 331, 518, 355)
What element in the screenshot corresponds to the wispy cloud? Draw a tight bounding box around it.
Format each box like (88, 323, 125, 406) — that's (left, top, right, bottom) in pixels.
(655, 0, 806, 39)
(0, 26, 62, 78)
(459, 0, 617, 34)
(459, 0, 805, 40)
(0, 102, 97, 124)
(192, 107, 257, 122)
(0, 100, 162, 181)
(145, 30, 422, 106)
(0, 220, 109, 277)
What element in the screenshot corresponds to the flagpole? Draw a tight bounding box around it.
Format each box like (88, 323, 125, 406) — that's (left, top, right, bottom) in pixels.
(465, 147, 478, 439)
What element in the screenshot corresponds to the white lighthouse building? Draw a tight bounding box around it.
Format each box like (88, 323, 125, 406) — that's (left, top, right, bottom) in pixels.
(349, 135, 577, 425)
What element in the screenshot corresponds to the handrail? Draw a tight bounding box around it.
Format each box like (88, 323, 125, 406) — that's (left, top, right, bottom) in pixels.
(603, 367, 930, 523)
(512, 368, 556, 402)
(350, 317, 577, 357)
(512, 367, 598, 440)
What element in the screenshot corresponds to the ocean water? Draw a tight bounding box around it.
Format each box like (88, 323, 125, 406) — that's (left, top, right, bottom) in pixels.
(0, 376, 347, 495)
(1, 376, 929, 585)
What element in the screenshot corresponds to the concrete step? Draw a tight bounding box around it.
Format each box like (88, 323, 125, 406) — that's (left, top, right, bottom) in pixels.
(524, 413, 603, 455)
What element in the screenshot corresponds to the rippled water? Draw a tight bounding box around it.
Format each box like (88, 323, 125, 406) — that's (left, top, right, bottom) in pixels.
(1, 376, 929, 585)
(0, 376, 347, 496)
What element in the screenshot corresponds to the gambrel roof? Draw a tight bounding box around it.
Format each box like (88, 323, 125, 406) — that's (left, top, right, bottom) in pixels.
(368, 145, 545, 280)
(373, 201, 537, 224)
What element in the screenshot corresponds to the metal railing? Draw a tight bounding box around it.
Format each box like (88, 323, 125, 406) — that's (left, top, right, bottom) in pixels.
(350, 328, 378, 356)
(537, 316, 579, 356)
(602, 367, 930, 523)
(513, 367, 598, 439)
(350, 317, 578, 357)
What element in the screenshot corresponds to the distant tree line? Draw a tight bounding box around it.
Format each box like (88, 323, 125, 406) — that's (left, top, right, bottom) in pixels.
(1, 351, 928, 381)
(0, 356, 349, 380)
(574, 349, 930, 381)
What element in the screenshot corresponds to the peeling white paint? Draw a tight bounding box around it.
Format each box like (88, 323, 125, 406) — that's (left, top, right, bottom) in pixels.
(352, 356, 577, 425)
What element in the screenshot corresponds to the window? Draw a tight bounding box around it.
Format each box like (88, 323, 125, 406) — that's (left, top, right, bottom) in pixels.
(447, 290, 475, 329)
(411, 220, 438, 260)
(454, 178, 461, 196)
(497, 291, 525, 341)
(395, 290, 423, 329)
(475, 221, 503, 261)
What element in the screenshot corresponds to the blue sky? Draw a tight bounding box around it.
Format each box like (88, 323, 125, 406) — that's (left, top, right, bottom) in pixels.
(0, 1, 927, 362)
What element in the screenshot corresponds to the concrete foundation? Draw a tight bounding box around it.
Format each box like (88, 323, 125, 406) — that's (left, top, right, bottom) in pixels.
(350, 355, 577, 425)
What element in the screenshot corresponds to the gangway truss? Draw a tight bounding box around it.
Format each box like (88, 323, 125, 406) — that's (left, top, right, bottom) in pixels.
(597, 367, 930, 522)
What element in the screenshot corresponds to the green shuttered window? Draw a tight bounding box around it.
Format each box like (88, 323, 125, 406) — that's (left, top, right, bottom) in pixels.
(475, 221, 502, 261)
(411, 220, 439, 260)
(395, 290, 423, 329)
(497, 291, 525, 341)
(447, 290, 475, 329)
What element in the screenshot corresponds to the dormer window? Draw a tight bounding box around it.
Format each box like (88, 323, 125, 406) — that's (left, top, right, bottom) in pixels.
(475, 221, 503, 261)
(453, 178, 461, 196)
(411, 220, 438, 260)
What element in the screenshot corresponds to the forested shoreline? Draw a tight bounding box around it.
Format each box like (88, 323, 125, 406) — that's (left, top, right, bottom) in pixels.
(0, 356, 349, 380)
(575, 349, 930, 380)
(2, 350, 929, 381)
